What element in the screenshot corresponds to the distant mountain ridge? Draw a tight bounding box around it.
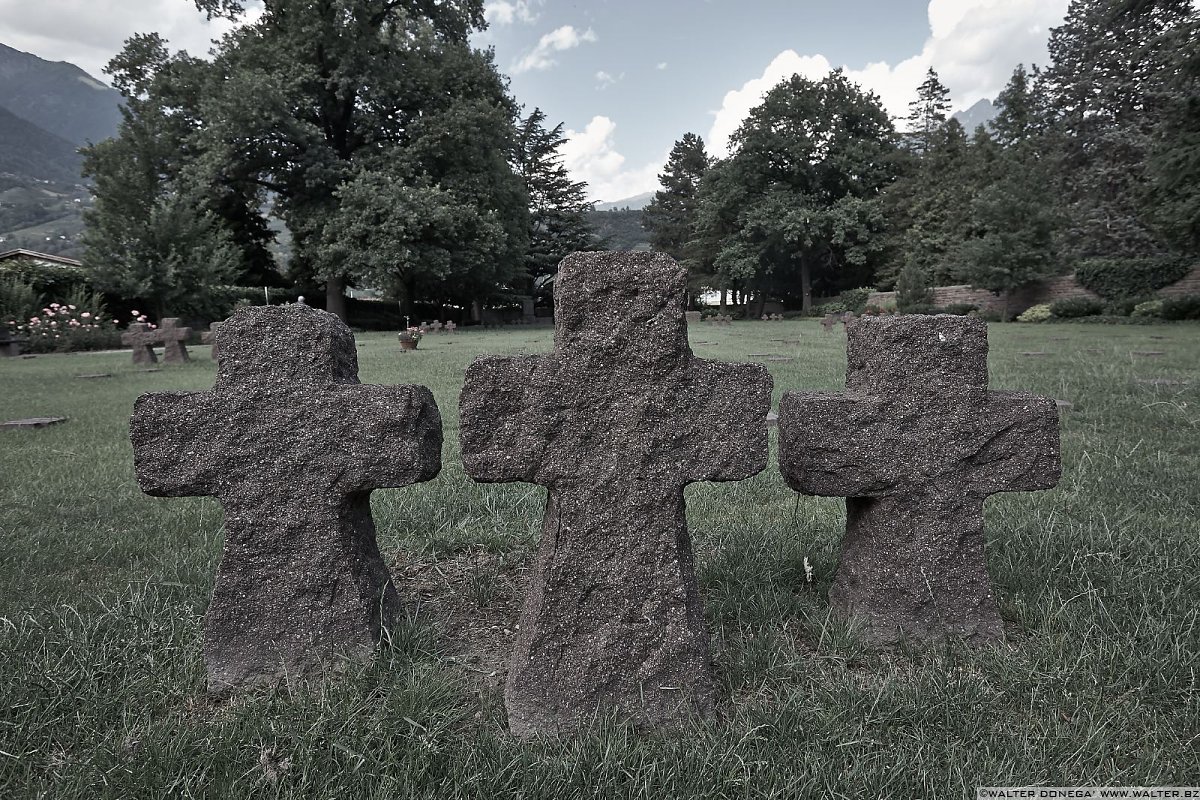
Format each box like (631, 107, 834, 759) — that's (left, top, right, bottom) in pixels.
(0, 104, 82, 183)
(952, 98, 997, 133)
(0, 43, 122, 147)
(594, 191, 655, 212)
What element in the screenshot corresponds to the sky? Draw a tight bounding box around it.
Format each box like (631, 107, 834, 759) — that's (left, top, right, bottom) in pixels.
(0, 0, 1071, 203)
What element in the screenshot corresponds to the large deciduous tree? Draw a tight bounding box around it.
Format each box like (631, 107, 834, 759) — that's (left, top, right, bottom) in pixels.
(88, 0, 529, 320)
(695, 71, 898, 313)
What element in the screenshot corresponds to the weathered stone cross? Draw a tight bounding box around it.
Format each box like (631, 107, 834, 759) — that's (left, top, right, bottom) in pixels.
(778, 315, 1060, 645)
(130, 305, 443, 692)
(459, 252, 773, 737)
(155, 318, 192, 364)
(121, 322, 158, 365)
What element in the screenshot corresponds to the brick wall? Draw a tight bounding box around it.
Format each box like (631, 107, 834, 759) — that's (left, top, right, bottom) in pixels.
(867, 267, 1199, 314)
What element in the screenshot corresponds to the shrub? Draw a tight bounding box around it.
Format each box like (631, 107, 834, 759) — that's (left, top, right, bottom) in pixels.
(837, 287, 875, 314)
(1017, 304, 1054, 323)
(0, 258, 90, 297)
(1160, 294, 1200, 320)
(1049, 297, 1105, 318)
(899, 303, 940, 316)
(10, 299, 123, 353)
(0, 276, 42, 327)
(942, 303, 979, 316)
(1131, 299, 1164, 318)
(1103, 296, 1148, 316)
(1075, 256, 1192, 299)
(896, 265, 933, 311)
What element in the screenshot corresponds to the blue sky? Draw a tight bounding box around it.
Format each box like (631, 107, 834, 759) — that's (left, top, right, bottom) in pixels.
(0, 0, 1071, 202)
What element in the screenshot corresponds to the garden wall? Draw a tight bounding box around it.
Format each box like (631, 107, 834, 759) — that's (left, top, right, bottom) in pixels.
(866, 266, 1200, 314)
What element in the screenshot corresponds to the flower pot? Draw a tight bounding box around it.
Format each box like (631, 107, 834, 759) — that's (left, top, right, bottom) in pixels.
(399, 338, 418, 351)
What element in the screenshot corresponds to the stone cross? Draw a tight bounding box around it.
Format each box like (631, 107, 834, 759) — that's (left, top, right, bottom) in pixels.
(778, 315, 1060, 645)
(443, 320, 457, 333)
(121, 323, 158, 365)
(130, 305, 443, 692)
(155, 318, 192, 364)
(459, 252, 773, 737)
(201, 321, 223, 360)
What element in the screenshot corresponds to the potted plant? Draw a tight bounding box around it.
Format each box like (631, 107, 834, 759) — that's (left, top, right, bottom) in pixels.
(397, 326, 423, 351)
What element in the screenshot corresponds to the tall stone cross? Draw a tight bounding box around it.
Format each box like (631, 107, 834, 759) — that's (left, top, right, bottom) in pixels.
(130, 305, 443, 692)
(778, 315, 1061, 645)
(156, 318, 192, 364)
(459, 252, 773, 737)
(121, 323, 158, 365)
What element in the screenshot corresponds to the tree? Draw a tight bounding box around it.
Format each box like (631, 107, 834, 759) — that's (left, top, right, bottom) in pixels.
(905, 68, 952, 154)
(90, 0, 529, 321)
(81, 34, 253, 318)
(514, 108, 594, 301)
(694, 71, 898, 313)
(954, 148, 1061, 319)
(1041, 0, 1193, 261)
(643, 133, 710, 306)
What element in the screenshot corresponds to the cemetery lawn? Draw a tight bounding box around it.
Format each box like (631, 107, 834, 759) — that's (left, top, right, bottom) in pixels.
(1, 320, 1198, 799)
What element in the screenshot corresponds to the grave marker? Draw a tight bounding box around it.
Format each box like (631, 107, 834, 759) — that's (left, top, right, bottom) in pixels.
(460, 252, 772, 736)
(130, 305, 443, 692)
(156, 318, 192, 364)
(201, 322, 223, 360)
(2, 416, 68, 430)
(778, 315, 1061, 644)
(121, 323, 158, 365)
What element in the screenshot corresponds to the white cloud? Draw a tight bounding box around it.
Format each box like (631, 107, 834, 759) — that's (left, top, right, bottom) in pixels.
(0, 0, 263, 82)
(484, 0, 538, 27)
(656, 62, 668, 71)
(561, 116, 663, 203)
(707, 0, 1070, 155)
(594, 70, 618, 89)
(511, 25, 597, 74)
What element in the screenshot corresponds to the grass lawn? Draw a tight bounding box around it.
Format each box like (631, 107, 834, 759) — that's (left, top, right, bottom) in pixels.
(1, 319, 1198, 798)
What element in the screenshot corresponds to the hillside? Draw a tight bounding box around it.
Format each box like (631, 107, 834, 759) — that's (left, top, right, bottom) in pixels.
(0, 104, 82, 184)
(0, 43, 122, 146)
(587, 208, 650, 251)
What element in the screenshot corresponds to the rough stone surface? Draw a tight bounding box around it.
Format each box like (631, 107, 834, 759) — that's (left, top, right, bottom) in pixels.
(121, 323, 158, 365)
(156, 318, 192, 364)
(130, 305, 443, 692)
(459, 251, 772, 737)
(778, 315, 1061, 645)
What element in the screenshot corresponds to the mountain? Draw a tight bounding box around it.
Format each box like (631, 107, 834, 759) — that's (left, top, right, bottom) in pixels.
(586, 208, 650, 251)
(953, 99, 997, 133)
(594, 191, 655, 212)
(0, 43, 122, 146)
(0, 104, 82, 183)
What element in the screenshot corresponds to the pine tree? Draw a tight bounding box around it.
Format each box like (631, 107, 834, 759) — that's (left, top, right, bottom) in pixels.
(514, 108, 595, 299)
(642, 133, 710, 306)
(905, 68, 952, 154)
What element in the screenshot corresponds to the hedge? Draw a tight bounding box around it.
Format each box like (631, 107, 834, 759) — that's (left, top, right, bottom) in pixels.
(1075, 256, 1193, 299)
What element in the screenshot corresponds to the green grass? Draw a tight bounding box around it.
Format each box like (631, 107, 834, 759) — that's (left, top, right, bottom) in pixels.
(1, 320, 1198, 798)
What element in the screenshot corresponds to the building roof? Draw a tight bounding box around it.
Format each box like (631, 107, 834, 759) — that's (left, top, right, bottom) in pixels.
(0, 249, 84, 267)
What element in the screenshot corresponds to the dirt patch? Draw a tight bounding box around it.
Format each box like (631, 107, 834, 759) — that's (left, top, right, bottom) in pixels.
(391, 546, 531, 689)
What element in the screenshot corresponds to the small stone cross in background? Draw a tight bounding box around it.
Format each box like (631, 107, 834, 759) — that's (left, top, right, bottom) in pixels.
(460, 252, 772, 737)
(156, 318, 192, 364)
(130, 305, 443, 692)
(778, 315, 1061, 644)
(121, 323, 158, 365)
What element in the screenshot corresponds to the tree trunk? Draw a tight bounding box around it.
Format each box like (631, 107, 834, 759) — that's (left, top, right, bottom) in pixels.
(800, 260, 813, 314)
(326, 275, 347, 321)
(471, 300, 483, 324)
(719, 288, 728, 313)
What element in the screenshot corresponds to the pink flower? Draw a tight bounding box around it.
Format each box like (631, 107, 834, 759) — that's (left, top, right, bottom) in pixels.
(131, 310, 140, 316)
(81, 312, 91, 319)
(136, 315, 147, 323)
(49, 321, 57, 327)
(68, 305, 76, 310)
(50, 303, 60, 309)
(29, 317, 39, 323)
